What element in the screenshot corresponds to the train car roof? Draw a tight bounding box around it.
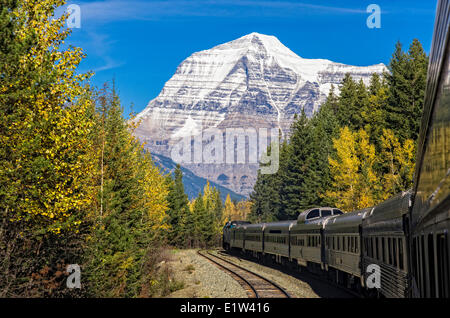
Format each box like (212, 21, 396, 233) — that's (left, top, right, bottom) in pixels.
(264, 220, 296, 231)
(291, 215, 333, 231)
(230, 220, 251, 225)
(324, 208, 373, 233)
(245, 223, 266, 230)
(364, 190, 412, 225)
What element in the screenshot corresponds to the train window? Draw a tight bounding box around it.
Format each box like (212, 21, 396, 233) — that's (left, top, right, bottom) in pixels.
(387, 238, 391, 264)
(399, 238, 404, 270)
(318, 236, 321, 246)
(428, 234, 436, 297)
(437, 233, 449, 298)
(343, 237, 346, 252)
(333, 209, 343, 215)
(307, 209, 320, 220)
(364, 238, 367, 256)
(382, 238, 386, 263)
(393, 238, 398, 267)
(348, 237, 351, 253)
(321, 210, 332, 217)
(333, 237, 335, 250)
(356, 238, 359, 253)
(388, 238, 393, 265)
(375, 238, 379, 260)
(421, 235, 426, 297)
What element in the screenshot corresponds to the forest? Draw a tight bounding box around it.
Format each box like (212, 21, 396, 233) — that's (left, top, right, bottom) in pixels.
(0, 0, 242, 297)
(0, 0, 428, 297)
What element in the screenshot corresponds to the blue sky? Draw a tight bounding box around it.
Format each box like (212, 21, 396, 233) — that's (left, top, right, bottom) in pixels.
(63, 0, 438, 116)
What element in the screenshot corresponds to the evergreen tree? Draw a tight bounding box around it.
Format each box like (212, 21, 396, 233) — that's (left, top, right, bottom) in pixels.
(364, 73, 389, 150)
(249, 141, 285, 222)
(385, 40, 428, 142)
(279, 110, 311, 219)
(166, 164, 190, 246)
(85, 84, 169, 297)
(335, 74, 358, 128)
(300, 99, 339, 208)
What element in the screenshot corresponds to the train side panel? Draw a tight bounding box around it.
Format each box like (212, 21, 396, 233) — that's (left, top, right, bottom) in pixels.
(362, 191, 412, 298)
(410, 0, 450, 299)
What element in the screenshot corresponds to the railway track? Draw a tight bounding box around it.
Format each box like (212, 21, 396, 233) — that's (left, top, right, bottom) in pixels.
(197, 250, 291, 298)
(216, 250, 361, 298)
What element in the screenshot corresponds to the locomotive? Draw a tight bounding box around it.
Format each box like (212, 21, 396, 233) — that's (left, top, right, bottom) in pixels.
(223, 0, 450, 298)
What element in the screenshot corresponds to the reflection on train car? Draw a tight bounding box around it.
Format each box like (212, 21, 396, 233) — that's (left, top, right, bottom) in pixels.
(410, 0, 450, 298)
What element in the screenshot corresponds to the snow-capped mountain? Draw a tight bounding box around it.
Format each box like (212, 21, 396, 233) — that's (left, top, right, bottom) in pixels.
(135, 32, 386, 196)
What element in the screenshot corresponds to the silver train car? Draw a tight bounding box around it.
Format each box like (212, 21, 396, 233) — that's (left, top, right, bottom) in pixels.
(325, 208, 372, 290)
(362, 191, 412, 298)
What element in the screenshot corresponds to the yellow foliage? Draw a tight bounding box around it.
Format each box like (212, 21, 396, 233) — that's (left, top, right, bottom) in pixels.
(0, 0, 96, 234)
(327, 127, 416, 212)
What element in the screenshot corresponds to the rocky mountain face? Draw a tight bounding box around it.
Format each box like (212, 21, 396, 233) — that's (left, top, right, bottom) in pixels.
(135, 32, 386, 197)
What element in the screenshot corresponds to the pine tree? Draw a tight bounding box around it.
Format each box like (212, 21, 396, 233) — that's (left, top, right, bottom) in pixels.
(385, 40, 428, 142)
(335, 74, 358, 128)
(85, 84, 169, 297)
(166, 164, 190, 246)
(300, 98, 340, 208)
(364, 73, 389, 150)
(279, 110, 311, 219)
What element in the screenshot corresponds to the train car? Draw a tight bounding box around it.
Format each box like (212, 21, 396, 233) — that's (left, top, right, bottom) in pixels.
(263, 221, 296, 264)
(362, 190, 412, 298)
(409, 0, 450, 298)
(244, 223, 266, 259)
(222, 222, 232, 250)
(229, 221, 251, 251)
(290, 217, 329, 272)
(324, 208, 372, 289)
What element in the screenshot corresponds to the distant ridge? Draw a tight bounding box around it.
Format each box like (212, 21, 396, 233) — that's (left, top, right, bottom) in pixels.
(152, 153, 245, 202)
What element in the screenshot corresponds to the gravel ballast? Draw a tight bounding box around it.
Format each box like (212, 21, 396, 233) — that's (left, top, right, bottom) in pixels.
(166, 249, 247, 298)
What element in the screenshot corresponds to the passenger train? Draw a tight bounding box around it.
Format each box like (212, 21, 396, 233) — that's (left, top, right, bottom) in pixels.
(223, 0, 450, 298)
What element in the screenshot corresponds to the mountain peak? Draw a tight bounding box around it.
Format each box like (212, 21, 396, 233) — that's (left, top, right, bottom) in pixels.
(211, 32, 302, 60)
(135, 33, 387, 196)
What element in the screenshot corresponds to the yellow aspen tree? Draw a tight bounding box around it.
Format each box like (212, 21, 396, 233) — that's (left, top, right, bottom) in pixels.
(326, 127, 360, 211)
(356, 129, 380, 209)
(380, 129, 415, 199)
(139, 151, 169, 231)
(1, 0, 95, 234)
(224, 194, 236, 222)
